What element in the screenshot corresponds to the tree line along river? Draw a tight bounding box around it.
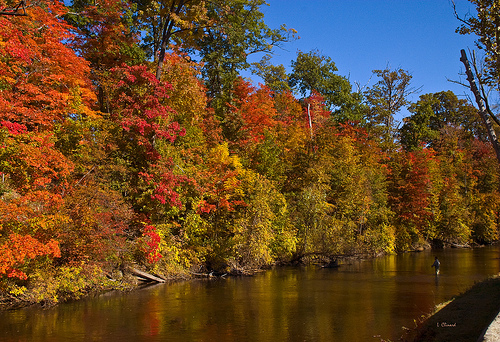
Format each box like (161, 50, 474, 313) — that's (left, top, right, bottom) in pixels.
(1, 246, 499, 341)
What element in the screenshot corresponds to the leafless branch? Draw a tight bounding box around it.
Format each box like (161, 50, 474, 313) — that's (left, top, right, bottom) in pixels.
(451, 0, 471, 28)
(460, 48, 500, 163)
(447, 77, 470, 89)
(470, 50, 500, 127)
(0, 0, 26, 16)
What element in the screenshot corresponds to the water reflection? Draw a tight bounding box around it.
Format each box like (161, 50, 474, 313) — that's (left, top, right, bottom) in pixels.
(0, 246, 499, 342)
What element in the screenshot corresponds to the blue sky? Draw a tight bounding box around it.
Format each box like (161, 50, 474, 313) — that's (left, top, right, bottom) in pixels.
(245, 0, 480, 118)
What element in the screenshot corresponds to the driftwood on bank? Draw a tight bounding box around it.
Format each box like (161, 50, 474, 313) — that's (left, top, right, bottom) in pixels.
(190, 271, 216, 278)
(450, 242, 471, 249)
(127, 266, 166, 283)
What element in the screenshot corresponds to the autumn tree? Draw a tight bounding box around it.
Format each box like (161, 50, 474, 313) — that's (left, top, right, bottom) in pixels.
(104, 64, 186, 211)
(289, 121, 394, 260)
(195, 0, 294, 120)
(0, 127, 69, 279)
(388, 149, 438, 250)
(232, 170, 294, 270)
(224, 78, 278, 151)
(66, 0, 145, 112)
(325, 123, 394, 255)
(0, 0, 103, 299)
(269, 91, 310, 186)
(468, 139, 500, 243)
(434, 128, 475, 244)
(0, 0, 95, 130)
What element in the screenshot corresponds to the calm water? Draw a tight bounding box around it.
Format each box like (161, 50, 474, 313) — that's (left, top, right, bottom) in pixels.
(1, 246, 499, 342)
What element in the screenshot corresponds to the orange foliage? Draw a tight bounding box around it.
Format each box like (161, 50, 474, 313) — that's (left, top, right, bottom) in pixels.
(161, 50, 207, 126)
(2, 132, 74, 192)
(0, 234, 60, 280)
(0, 0, 95, 130)
(230, 78, 278, 144)
(390, 148, 437, 230)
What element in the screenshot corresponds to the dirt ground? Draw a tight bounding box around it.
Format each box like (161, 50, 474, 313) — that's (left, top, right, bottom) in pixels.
(402, 274, 500, 342)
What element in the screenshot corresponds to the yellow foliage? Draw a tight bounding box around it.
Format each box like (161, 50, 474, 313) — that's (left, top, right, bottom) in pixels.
(207, 142, 242, 170)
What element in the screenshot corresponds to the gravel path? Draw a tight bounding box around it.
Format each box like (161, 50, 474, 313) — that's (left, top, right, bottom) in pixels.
(478, 311, 500, 342)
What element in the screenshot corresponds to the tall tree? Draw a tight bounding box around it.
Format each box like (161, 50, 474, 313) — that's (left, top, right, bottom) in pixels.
(196, 0, 294, 117)
(251, 54, 291, 94)
(132, 0, 209, 79)
(400, 91, 483, 151)
(0, 0, 97, 285)
(288, 50, 365, 121)
(454, 1, 500, 164)
(364, 67, 420, 149)
(66, 0, 145, 112)
(459, 49, 500, 163)
(455, 0, 500, 85)
(132, 0, 294, 83)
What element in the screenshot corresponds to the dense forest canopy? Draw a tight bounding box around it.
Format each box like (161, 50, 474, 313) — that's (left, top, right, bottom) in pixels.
(0, 0, 499, 307)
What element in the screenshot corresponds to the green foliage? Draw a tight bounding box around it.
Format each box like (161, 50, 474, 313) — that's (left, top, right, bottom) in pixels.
(288, 50, 366, 121)
(455, 0, 500, 85)
(400, 91, 484, 151)
(364, 67, 419, 150)
(251, 130, 287, 183)
(199, 0, 264, 98)
(251, 54, 291, 94)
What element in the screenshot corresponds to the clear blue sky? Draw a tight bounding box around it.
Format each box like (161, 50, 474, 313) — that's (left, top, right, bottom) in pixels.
(246, 0, 480, 118)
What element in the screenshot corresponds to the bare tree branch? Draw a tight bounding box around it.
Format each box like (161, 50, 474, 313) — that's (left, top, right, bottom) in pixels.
(460, 49, 500, 164)
(451, 0, 471, 28)
(470, 50, 500, 127)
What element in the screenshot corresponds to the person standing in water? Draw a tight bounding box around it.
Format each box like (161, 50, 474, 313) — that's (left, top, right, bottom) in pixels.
(431, 257, 440, 275)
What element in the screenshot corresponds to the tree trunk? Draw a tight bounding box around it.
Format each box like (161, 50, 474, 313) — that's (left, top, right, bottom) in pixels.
(155, 0, 186, 80)
(155, 20, 175, 80)
(460, 49, 500, 164)
(128, 266, 166, 283)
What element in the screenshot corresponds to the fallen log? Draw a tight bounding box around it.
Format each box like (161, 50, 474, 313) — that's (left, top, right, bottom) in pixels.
(450, 243, 470, 249)
(128, 266, 165, 283)
(190, 271, 215, 278)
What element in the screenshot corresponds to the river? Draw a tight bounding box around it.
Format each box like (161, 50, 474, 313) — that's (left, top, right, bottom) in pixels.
(1, 246, 499, 341)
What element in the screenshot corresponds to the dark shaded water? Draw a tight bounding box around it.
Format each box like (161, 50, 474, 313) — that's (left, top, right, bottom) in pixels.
(1, 246, 499, 342)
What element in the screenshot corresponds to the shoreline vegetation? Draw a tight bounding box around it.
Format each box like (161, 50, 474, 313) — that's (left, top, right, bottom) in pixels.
(0, 250, 364, 310)
(0, 242, 487, 311)
(1, 0, 500, 317)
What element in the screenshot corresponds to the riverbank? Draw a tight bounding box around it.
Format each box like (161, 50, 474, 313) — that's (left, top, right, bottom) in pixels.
(0, 262, 262, 311)
(403, 273, 500, 341)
